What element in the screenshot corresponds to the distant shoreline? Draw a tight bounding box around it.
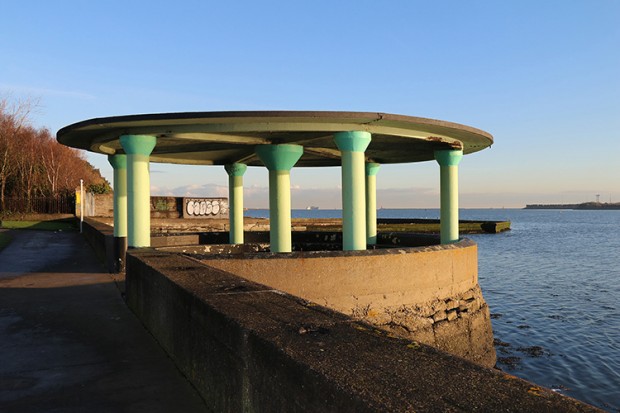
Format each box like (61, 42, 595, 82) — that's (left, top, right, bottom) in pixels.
(525, 202, 620, 210)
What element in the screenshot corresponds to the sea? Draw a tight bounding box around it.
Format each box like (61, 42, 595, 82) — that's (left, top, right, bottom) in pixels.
(245, 208, 620, 412)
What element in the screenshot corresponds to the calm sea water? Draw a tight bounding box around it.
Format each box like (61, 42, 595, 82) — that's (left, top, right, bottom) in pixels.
(246, 208, 620, 411)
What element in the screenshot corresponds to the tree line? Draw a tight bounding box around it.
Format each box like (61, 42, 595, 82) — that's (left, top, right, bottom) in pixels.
(0, 98, 110, 211)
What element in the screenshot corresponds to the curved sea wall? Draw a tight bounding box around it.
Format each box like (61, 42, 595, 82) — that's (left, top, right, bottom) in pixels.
(123, 249, 597, 412)
(198, 238, 496, 367)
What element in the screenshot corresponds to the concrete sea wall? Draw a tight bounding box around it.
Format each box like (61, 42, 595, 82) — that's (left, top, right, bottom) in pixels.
(123, 249, 599, 412)
(80, 220, 599, 411)
(83, 217, 494, 366)
(199, 238, 495, 367)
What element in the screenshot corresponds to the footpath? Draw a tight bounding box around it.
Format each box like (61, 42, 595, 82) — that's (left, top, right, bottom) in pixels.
(0, 229, 209, 413)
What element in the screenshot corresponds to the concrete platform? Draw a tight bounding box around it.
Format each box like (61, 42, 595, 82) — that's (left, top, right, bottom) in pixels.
(0, 230, 208, 412)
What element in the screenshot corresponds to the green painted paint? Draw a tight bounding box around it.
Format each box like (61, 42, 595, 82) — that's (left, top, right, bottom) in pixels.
(334, 131, 371, 251)
(225, 163, 247, 244)
(108, 154, 127, 238)
(435, 149, 463, 244)
(255, 144, 304, 171)
(256, 145, 303, 253)
(120, 135, 156, 248)
(434, 149, 463, 167)
(334, 131, 372, 152)
(365, 162, 380, 245)
(225, 163, 247, 177)
(366, 162, 380, 176)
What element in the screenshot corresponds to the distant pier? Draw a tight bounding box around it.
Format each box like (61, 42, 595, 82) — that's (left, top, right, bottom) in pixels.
(525, 202, 620, 210)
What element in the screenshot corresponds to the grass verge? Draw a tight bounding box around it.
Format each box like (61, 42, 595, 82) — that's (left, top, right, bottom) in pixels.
(1, 218, 78, 231)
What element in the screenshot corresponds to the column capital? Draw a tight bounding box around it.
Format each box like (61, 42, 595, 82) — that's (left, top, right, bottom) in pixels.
(334, 131, 371, 153)
(120, 135, 157, 156)
(434, 149, 463, 167)
(108, 154, 127, 169)
(225, 163, 247, 177)
(255, 144, 303, 171)
(366, 162, 381, 176)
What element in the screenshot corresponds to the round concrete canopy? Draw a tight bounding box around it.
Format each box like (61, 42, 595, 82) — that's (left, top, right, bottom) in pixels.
(57, 111, 493, 167)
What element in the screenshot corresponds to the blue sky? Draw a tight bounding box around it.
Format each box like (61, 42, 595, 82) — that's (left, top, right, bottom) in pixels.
(2, 1, 619, 208)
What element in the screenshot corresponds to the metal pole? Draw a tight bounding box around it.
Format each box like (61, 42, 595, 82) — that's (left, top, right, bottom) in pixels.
(80, 179, 84, 233)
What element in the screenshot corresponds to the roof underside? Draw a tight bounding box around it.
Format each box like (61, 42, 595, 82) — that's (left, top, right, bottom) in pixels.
(56, 111, 493, 167)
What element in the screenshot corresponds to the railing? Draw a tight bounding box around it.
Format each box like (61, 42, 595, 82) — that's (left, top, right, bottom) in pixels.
(1, 195, 75, 214)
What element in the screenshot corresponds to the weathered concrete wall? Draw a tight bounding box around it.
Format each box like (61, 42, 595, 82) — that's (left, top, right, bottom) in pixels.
(82, 218, 494, 365)
(124, 249, 599, 413)
(199, 240, 495, 367)
(81, 217, 116, 272)
(84, 195, 228, 219)
(94, 193, 114, 217)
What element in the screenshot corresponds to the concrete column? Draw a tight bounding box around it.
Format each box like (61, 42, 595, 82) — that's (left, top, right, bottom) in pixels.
(255, 144, 303, 253)
(334, 131, 371, 251)
(365, 162, 381, 245)
(435, 149, 463, 244)
(224, 163, 247, 245)
(107, 154, 128, 271)
(108, 154, 128, 238)
(120, 135, 156, 248)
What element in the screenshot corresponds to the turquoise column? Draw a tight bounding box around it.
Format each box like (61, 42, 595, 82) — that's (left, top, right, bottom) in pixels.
(365, 162, 381, 245)
(435, 149, 463, 244)
(107, 154, 128, 272)
(224, 163, 247, 245)
(255, 144, 303, 253)
(107, 154, 128, 238)
(120, 135, 156, 248)
(334, 131, 372, 251)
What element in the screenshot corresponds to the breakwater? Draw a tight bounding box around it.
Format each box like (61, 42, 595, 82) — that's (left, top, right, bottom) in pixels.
(525, 202, 620, 210)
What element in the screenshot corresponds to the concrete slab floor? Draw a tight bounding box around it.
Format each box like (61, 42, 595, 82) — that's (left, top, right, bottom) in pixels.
(0, 230, 209, 413)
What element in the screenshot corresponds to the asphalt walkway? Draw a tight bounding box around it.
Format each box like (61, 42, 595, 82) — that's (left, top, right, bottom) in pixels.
(0, 229, 209, 413)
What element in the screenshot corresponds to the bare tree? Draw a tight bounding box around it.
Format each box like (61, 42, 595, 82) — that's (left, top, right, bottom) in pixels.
(0, 96, 109, 213)
(0, 98, 34, 209)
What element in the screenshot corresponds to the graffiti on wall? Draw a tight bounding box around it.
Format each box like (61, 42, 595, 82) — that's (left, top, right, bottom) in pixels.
(183, 198, 228, 219)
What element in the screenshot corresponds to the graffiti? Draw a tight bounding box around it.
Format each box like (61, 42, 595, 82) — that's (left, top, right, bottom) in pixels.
(154, 198, 169, 212)
(183, 198, 228, 218)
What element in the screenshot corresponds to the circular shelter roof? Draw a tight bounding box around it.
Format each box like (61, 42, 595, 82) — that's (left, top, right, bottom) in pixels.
(57, 111, 493, 167)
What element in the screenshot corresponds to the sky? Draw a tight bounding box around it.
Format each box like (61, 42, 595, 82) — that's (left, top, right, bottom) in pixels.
(2, 1, 619, 208)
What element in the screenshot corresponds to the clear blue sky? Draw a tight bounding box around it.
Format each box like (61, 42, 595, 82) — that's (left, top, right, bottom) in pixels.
(2, 1, 619, 208)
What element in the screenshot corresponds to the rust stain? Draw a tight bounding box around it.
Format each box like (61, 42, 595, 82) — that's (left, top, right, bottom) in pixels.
(426, 136, 463, 150)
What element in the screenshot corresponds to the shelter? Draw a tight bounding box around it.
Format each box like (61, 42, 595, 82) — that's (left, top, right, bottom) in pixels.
(57, 111, 493, 252)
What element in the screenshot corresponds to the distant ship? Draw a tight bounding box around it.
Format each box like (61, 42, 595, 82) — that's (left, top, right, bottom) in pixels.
(306, 206, 319, 210)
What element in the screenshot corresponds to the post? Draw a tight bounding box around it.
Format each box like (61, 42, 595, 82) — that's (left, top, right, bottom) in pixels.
(80, 179, 84, 233)
(255, 144, 303, 253)
(120, 135, 156, 248)
(434, 149, 463, 244)
(334, 131, 371, 251)
(365, 162, 380, 245)
(225, 163, 247, 244)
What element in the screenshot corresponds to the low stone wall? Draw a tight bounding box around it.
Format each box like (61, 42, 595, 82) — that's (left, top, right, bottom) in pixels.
(198, 238, 495, 367)
(125, 249, 598, 412)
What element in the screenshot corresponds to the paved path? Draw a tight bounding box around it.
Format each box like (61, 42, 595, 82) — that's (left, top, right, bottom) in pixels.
(0, 230, 209, 413)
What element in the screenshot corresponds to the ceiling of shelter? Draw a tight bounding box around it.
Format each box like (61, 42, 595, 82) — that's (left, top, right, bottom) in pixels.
(56, 111, 494, 167)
